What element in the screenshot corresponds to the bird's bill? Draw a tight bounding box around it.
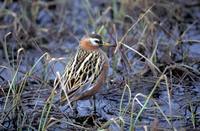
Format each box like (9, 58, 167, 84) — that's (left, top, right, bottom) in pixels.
(102, 42, 115, 47)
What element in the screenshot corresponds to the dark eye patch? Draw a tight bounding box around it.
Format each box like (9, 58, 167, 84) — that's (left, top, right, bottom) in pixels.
(89, 33, 103, 45)
(94, 40, 100, 43)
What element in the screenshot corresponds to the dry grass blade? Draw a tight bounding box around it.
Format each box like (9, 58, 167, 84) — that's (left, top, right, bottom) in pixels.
(114, 4, 155, 54)
(133, 74, 164, 125)
(122, 43, 161, 73)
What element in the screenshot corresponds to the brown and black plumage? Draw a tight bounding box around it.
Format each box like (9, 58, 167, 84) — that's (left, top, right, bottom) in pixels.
(61, 33, 113, 103)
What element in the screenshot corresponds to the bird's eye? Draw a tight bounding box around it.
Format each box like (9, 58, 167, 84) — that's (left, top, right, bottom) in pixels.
(94, 40, 100, 43)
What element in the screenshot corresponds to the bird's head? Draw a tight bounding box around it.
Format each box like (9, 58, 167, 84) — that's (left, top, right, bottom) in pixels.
(80, 33, 113, 50)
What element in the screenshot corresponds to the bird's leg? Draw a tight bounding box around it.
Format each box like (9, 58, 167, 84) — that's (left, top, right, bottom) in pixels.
(92, 95, 97, 114)
(72, 101, 79, 115)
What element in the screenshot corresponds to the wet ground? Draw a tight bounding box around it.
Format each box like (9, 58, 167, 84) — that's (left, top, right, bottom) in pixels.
(0, 0, 200, 130)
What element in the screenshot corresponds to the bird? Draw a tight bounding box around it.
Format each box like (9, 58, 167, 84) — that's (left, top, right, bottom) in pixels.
(60, 33, 113, 106)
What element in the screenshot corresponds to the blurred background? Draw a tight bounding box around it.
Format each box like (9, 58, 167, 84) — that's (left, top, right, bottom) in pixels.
(0, 0, 200, 130)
